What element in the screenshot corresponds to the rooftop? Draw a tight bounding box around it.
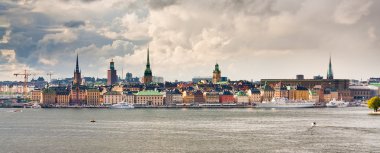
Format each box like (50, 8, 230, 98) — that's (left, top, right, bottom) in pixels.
(134, 90, 163, 96)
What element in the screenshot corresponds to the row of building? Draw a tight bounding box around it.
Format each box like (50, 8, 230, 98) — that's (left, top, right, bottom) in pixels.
(22, 48, 380, 106)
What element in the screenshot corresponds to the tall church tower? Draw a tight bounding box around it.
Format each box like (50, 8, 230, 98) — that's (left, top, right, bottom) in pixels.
(212, 63, 221, 83)
(73, 53, 82, 85)
(327, 56, 334, 80)
(143, 47, 153, 84)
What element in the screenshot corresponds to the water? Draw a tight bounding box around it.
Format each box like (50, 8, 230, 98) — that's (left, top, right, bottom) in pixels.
(0, 107, 379, 153)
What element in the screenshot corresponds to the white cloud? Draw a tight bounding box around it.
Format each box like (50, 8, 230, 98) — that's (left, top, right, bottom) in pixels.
(334, 0, 372, 25)
(39, 28, 78, 44)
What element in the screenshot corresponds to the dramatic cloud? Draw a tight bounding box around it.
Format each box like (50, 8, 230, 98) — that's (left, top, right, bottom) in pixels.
(0, 0, 379, 81)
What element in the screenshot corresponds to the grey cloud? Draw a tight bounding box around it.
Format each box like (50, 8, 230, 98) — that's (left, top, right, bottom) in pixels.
(147, 0, 178, 9)
(63, 20, 85, 28)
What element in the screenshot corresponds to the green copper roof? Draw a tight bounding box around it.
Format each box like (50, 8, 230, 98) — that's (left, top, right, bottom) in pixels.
(236, 91, 247, 96)
(213, 63, 221, 73)
(134, 90, 163, 96)
(370, 83, 380, 87)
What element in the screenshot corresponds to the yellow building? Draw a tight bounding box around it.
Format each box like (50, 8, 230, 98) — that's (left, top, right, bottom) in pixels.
(260, 83, 274, 102)
(30, 89, 42, 103)
(288, 86, 310, 101)
(247, 88, 261, 103)
(56, 91, 70, 106)
(41, 88, 56, 105)
(86, 88, 101, 106)
(182, 91, 195, 104)
(203, 92, 219, 103)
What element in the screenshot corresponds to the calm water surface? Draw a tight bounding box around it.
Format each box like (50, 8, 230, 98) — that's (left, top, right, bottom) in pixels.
(0, 107, 379, 153)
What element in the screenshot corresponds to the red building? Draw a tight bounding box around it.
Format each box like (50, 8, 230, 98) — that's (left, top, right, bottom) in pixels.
(219, 90, 235, 103)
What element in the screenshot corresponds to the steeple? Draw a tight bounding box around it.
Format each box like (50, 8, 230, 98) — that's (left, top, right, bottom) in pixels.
(327, 55, 334, 80)
(147, 47, 150, 67)
(143, 47, 153, 84)
(75, 53, 79, 72)
(212, 63, 221, 83)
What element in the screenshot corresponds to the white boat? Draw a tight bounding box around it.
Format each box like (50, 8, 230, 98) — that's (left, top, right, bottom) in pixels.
(255, 97, 315, 108)
(31, 102, 41, 109)
(110, 102, 134, 109)
(326, 98, 349, 108)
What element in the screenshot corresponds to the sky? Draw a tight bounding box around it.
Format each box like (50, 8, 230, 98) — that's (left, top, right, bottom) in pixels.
(0, 0, 379, 82)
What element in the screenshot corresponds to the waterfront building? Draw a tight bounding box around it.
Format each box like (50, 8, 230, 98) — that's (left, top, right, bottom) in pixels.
(70, 85, 87, 105)
(288, 86, 310, 101)
(219, 90, 235, 103)
(323, 89, 339, 102)
(103, 91, 122, 105)
(41, 88, 56, 105)
(327, 56, 334, 80)
(260, 82, 274, 102)
(273, 82, 288, 99)
(107, 59, 118, 85)
(30, 89, 42, 103)
(349, 86, 373, 100)
(142, 48, 153, 84)
(71, 54, 86, 105)
(261, 79, 350, 91)
(182, 91, 195, 104)
(56, 91, 70, 106)
(86, 88, 101, 106)
(193, 90, 205, 103)
(212, 63, 221, 84)
(247, 88, 261, 103)
(204, 91, 220, 103)
(234, 91, 249, 105)
(165, 89, 183, 104)
(123, 91, 135, 104)
(134, 90, 164, 106)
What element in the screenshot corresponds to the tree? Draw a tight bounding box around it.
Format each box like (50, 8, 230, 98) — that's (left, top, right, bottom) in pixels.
(367, 96, 380, 112)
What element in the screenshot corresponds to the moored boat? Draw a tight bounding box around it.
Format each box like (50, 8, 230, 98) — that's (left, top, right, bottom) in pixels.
(110, 102, 134, 109)
(255, 97, 315, 108)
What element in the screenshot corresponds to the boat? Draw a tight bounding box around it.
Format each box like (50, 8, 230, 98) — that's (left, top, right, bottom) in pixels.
(326, 98, 349, 108)
(31, 102, 41, 109)
(255, 97, 316, 108)
(110, 102, 134, 109)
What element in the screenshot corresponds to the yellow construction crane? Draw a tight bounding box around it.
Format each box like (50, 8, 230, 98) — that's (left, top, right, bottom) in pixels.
(13, 69, 32, 98)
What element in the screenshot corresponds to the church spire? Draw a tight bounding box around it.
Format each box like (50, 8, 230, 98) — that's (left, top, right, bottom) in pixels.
(327, 55, 334, 80)
(147, 47, 150, 67)
(143, 47, 153, 84)
(75, 53, 79, 72)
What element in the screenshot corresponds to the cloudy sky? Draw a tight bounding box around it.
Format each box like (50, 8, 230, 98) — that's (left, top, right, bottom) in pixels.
(0, 0, 379, 82)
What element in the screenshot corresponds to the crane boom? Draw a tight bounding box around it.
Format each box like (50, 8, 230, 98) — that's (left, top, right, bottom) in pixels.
(13, 69, 32, 98)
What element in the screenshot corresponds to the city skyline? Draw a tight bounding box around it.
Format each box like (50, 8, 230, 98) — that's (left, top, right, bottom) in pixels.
(1, 0, 380, 81)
